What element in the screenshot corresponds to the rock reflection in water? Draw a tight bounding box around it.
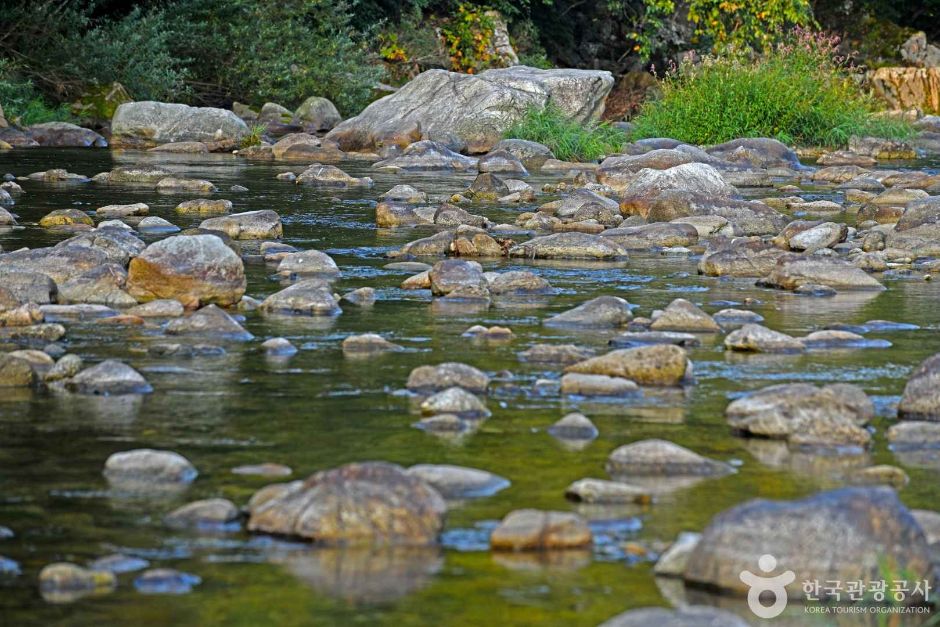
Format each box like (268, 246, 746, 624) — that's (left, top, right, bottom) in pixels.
(278, 546, 443, 604)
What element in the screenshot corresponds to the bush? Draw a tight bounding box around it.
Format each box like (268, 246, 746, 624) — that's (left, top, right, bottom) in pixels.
(631, 28, 914, 147)
(505, 104, 629, 162)
(0, 60, 74, 125)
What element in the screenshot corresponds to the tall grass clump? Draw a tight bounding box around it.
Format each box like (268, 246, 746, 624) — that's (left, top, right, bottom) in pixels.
(505, 104, 629, 162)
(632, 28, 914, 148)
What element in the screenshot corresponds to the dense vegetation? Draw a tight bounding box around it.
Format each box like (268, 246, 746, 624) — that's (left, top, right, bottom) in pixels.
(505, 105, 629, 161)
(0, 0, 933, 138)
(631, 29, 915, 147)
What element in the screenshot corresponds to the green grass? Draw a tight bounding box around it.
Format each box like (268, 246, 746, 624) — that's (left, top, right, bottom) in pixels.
(504, 104, 629, 162)
(239, 124, 267, 149)
(631, 30, 915, 149)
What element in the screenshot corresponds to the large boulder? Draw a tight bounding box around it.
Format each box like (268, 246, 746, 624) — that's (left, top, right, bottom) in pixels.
(726, 383, 873, 447)
(625, 163, 737, 199)
(294, 96, 342, 132)
(126, 235, 246, 308)
(684, 487, 934, 600)
(199, 210, 283, 240)
(704, 137, 801, 169)
(760, 255, 885, 291)
(247, 462, 446, 546)
(601, 223, 698, 250)
(698, 237, 788, 277)
(867, 67, 940, 113)
(111, 101, 248, 150)
(28, 122, 107, 148)
(0, 245, 109, 286)
(564, 344, 690, 386)
(260, 280, 341, 316)
(898, 353, 940, 421)
(508, 232, 627, 260)
(326, 66, 614, 153)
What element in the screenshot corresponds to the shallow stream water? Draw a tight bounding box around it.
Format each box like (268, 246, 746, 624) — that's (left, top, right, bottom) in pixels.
(1, 148, 939, 625)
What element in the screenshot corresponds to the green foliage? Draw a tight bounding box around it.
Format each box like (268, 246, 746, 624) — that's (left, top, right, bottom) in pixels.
(631, 29, 914, 148)
(441, 4, 497, 73)
(0, 59, 74, 125)
(240, 124, 267, 148)
(505, 104, 628, 161)
(167, 0, 382, 115)
(635, 0, 814, 58)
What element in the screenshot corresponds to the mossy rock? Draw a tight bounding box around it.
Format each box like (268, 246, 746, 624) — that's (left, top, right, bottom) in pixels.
(71, 82, 132, 123)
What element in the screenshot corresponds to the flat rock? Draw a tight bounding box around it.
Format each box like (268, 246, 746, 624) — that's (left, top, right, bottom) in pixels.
(564, 344, 690, 386)
(103, 449, 197, 484)
(490, 509, 592, 551)
(724, 324, 804, 353)
(405, 464, 509, 499)
(544, 296, 632, 327)
(606, 439, 734, 477)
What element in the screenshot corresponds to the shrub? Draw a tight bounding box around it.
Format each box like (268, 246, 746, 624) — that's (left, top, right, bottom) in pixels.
(505, 104, 629, 162)
(0, 60, 73, 125)
(631, 28, 914, 147)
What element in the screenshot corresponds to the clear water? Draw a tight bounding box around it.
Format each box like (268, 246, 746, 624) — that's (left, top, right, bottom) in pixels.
(0, 149, 938, 625)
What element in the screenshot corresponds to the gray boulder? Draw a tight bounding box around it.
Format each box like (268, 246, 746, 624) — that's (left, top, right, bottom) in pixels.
(111, 101, 248, 149)
(326, 66, 613, 153)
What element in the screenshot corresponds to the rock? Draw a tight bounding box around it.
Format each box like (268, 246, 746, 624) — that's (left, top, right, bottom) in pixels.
(564, 344, 690, 386)
(724, 324, 804, 353)
(380, 185, 427, 204)
(896, 196, 940, 231)
(492, 139, 555, 168)
(65, 360, 152, 395)
(93, 166, 171, 185)
(405, 464, 508, 499)
(341, 333, 402, 355)
(231, 463, 293, 477)
(564, 479, 650, 504)
(817, 150, 876, 166)
(420, 387, 489, 418)
(96, 203, 149, 219)
(260, 280, 341, 316)
(490, 509, 592, 551)
(698, 237, 788, 277)
(164, 498, 240, 530)
(0, 270, 57, 304)
(478, 149, 528, 175)
(295, 163, 372, 186)
(375, 202, 432, 227)
(38, 563, 116, 598)
(174, 199, 232, 216)
(888, 420, 940, 446)
(560, 373, 641, 396)
(898, 353, 940, 421)
(849, 135, 917, 160)
(518, 344, 595, 365)
(548, 413, 599, 440)
(87, 554, 149, 574)
(649, 299, 719, 333)
(652, 532, 701, 577)
(406, 362, 489, 394)
(787, 222, 847, 251)
(626, 163, 737, 198)
(760, 255, 885, 291)
(103, 449, 197, 484)
(57, 265, 137, 307)
(705, 137, 801, 169)
(27, 168, 89, 183)
(0, 354, 36, 387)
(399, 231, 455, 257)
(134, 568, 201, 594)
(45, 354, 82, 382)
(684, 487, 934, 599)
(127, 235, 246, 308)
(712, 309, 764, 327)
(137, 217, 180, 234)
(341, 287, 375, 307)
(199, 210, 282, 240)
(276, 250, 340, 279)
(28, 122, 107, 148)
(166, 304, 254, 340)
(428, 259, 486, 296)
(599, 606, 749, 627)
(606, 439, 734, 477)
(39, 208, 94, 229)
(802, 329, 889, 349)
(259, 102, 294, 123)
(111, 101, 248, 150)
(462, 325, 512, 340)
(601, 223, 698, 250)
(262, 337, 297, 356)
(326, 67, 613, 153)
(373, 140, 478, 171)
(413, 414, 471, 434)
(727, 383, 873, 447)
(126, 300, 185, 317)
(867, 67, 940, 113)
(912, 510, 940, 545)
(156, 177, 217, 193)
(247, 461, 446, 546)
(294, 96, 342, 132)
(509, 232, 627, 260)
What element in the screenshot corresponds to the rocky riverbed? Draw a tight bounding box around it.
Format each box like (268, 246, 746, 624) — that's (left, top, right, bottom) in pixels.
(1, 136, 940, 625)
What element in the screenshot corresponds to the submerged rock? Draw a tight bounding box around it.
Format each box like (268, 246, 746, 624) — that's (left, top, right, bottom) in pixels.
(560, 373, 640, 397)
(166, 304, 254, 340)
(134, 568, 201, 594)
(247, 461, 446, 546)
(103, 449, 197, 484)
(606, 440, 734, 477)
(564, 344, 690, 386)
(38, 563, 116, 601)
(341, 333, 403, 355)
(164, 498, 240, 530)
(564, 479, 650, 504)
(544, 296, 632, 327)
(65, 360, 152, 395)
(490, 509, 592, 551)
(684, 487, 934, 600)
(405, 464, 508, 499)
